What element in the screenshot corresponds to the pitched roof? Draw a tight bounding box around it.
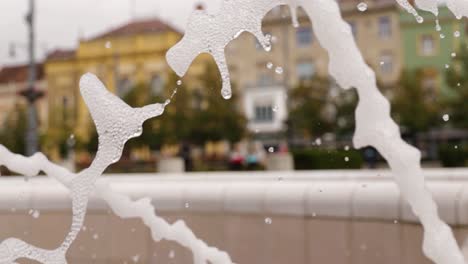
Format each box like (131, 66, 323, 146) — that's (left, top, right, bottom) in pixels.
(89, 18, 181, 41)
(0, 64, 44, 84)
(46, 49, 76, 61)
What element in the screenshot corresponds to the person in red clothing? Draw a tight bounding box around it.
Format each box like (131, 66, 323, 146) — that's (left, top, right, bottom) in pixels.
(229, 144, 244, 170)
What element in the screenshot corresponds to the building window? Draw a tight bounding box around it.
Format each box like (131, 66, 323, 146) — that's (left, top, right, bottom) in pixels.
(296, 62, 315, 81)
(378, 16, 391, 39)
(296, 27, 312, 46)
(150, 74, 165, 96)
(117, 77, 133, 97)
(379, 52, 393, 74)
(62, 96, 68, 122)
(421, 35, 436, 56)
(349, 21, 357, 37)
(257, 72, 274, 86)
(254, 104, 274, 122)
(422, 75, 438, 100)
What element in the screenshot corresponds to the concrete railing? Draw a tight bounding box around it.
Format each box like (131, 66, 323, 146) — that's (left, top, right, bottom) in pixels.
(1, 169, 468, 263)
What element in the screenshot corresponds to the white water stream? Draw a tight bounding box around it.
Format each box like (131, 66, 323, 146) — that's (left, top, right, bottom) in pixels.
(1, 0, 467, 263)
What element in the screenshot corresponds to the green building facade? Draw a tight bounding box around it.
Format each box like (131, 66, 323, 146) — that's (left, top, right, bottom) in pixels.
(400, 7, 466, 98)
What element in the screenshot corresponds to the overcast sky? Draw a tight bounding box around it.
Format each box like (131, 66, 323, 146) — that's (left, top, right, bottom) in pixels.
(0, 0, 221, 66)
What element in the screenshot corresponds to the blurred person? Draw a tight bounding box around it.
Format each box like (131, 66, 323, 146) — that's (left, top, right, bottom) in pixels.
(179, 141, 193, 172)
(229, 143, 244, 170)
(363, 147, 378, 169)
(246, 142, 259, 170)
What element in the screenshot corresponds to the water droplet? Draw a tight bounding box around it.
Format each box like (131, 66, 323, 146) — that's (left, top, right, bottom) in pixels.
(440, 33, 445, 39)
(454, 31, 461, 38)
(380, 61, 385, 66)
(416, 16, 424, 23)
(344, 157, 349, 162)
(445, 64, 450, 69)
(221, 88, 232, 99)
(32, 210, 40, 219)
(185, 202, 190, 208)
(266, 62, 273, 69)
(264, 217, 272, 224)
(451, 52, 456, 58)
(315, 138, 322, 146)
(176, 80, 182, 86)
(357, 2, 368, 12)
(344, 145, 350, 151)
(455, 145, 458, 149)
(442, 114, 450, 122)
(272, 106, 278, 112)
(105, 41, 112, 49)
(132, 254, 140, 263)
(275, 66, 283, 74)
(268, 147, 274, 153)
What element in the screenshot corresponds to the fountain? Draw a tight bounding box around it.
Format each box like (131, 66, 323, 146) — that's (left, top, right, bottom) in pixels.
(1, 0, 467, 263)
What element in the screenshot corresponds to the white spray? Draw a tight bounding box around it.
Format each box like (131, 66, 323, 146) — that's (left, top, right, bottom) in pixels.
(0, 74, 233, 264)
(1, 0, 467, 263)
(166, 0, 468, 263)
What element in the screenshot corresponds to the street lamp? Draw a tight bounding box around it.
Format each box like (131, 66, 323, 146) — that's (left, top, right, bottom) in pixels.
(18, 0, 43, 156)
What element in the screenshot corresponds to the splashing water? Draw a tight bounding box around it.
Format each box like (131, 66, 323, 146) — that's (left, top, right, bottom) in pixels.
(0, 74, 232, 264)
(1, 0, 468, 264)
(166, 0, 468, 264)
(357, 2, 368, 12)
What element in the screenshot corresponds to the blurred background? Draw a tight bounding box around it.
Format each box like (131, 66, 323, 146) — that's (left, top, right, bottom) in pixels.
(0, 0, 467, 174)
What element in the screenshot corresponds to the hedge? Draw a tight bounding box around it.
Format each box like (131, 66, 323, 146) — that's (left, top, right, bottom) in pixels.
(292, 149, 363, 170)
(438, 144, 467, 167)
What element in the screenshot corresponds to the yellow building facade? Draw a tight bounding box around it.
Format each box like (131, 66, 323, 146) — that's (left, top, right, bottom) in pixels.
(45, 18, 208, 158)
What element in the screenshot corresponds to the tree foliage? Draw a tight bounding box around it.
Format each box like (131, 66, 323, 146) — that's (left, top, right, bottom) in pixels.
(446, 44, 468, 128)
(85, 63, 247, 153)
(391, 70, 439, 134)
(288, 78, 357, 140)
(0, 104, 27, 155)
(191, 63, 246, 144)
(288, 78, 332, 139)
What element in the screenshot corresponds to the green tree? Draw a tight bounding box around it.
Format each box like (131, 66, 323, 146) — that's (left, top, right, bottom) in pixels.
(334, 88, 358, 137)
(288, 78, 333, 139)
(391, 70, 439, 135)
(156, 73, 194, 145)
(119, 73, 194, 150)
(0, 104, 27, 155)
(446, 44, 468, 128)
(191, 63, 246, 145)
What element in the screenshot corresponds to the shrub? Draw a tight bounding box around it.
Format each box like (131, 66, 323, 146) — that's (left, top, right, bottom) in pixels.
(438, 144, 467, 167)
(292, 148, 363, 170)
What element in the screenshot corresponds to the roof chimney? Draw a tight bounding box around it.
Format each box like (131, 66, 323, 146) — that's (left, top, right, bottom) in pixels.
(195, 2, 205, 10)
